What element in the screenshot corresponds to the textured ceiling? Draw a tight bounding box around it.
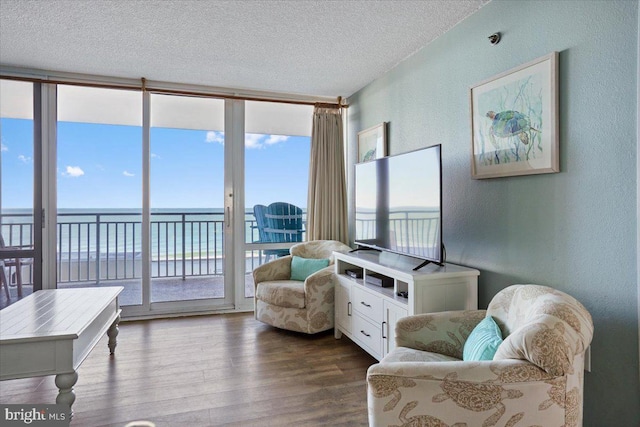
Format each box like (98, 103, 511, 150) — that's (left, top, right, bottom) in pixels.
(0, 0, 488, 98)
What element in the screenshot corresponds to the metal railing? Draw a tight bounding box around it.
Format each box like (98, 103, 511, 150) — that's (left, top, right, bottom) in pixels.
(1, 210, 305, 286)
(2, 209, 438, 286)
(54, 211, 253, 283)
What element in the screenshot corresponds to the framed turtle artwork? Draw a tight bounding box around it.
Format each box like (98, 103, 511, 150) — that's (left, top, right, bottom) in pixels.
(357, 122, 387, 163)
(470, 52, 559, 179)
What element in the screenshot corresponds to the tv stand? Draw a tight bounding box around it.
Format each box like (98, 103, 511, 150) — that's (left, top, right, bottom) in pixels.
(333, 250, 479, 361)
(412, 259, 445, 271)
(413, 259, 433, 271)
(349, 246, 381, 253)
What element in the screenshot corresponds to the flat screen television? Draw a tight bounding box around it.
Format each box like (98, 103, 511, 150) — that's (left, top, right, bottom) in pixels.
(354, 144, 442, 270)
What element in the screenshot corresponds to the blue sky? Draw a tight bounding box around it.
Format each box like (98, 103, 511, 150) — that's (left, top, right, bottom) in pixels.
(1, 118, 310, 210)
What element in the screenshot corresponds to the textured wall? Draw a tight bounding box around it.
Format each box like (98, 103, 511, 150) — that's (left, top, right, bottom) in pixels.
(347, 0, 639, 425)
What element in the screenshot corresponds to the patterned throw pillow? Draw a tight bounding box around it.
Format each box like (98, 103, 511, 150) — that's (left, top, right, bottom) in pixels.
(463, 316, 504, 361)
(290, 256, 330, 281)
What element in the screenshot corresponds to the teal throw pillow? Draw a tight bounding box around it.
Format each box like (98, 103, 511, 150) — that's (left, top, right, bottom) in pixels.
(462, 316, 503, 361)
(290, 256, 330, 281)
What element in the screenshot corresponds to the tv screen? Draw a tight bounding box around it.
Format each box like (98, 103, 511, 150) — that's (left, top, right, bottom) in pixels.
(354, 144, 442, 268)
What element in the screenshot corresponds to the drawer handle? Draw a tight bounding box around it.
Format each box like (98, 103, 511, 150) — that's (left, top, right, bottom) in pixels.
(360, 301, 371, 308)
(360, 330, 371, 337)
(347, 301, 352, 316)
(382, 321, 387, 339)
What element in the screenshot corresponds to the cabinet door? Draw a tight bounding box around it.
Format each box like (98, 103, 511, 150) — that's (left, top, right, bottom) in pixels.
(335, 279, 352, 334)
(383, 301, 408, 356)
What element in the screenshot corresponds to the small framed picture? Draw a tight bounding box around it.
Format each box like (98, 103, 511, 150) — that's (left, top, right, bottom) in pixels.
(357, 122, 387, 163)
(470, 52, 559, 179)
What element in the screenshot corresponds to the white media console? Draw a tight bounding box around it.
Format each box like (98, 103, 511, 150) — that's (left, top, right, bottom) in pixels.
(333, 250, 479, 361)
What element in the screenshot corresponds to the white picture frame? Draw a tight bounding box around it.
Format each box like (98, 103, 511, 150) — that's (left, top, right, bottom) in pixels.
(357, 123, 387, 163)
(470, 52, 559, 179)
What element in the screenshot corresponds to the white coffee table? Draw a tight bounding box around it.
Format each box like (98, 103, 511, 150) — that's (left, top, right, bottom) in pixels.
(0, 287, 123, 416)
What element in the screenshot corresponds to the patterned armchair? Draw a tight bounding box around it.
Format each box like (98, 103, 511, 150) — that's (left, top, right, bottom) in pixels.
(253, 240, 351, 334)
(367, 284, 593, 427)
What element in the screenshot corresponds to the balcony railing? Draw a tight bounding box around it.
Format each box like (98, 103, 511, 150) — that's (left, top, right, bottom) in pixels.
(55, 211, 274, 283)
(1, 211, 270, 285)
(2, 209, 437, 287)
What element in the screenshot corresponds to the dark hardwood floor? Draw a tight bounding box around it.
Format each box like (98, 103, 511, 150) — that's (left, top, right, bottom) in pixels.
(0, 312, 376, 426)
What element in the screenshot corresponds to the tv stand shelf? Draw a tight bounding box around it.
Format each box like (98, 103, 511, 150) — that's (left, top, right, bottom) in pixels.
(333, 251, 479, 361)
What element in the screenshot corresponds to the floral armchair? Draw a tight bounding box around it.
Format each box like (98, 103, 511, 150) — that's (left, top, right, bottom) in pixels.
(252, 240, 351, 334)
(367, 284, 594, 427)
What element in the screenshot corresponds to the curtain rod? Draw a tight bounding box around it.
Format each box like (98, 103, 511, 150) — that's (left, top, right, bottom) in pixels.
(0, 74, 347, 108)
(147, 86, 347, 108)
(314, 99, 343, 109)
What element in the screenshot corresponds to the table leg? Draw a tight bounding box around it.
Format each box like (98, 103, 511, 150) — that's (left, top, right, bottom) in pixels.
(55, 371, 78, 419)
(108, 314, 121, 355)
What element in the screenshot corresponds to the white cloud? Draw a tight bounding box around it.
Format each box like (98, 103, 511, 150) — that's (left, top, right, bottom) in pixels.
(265, 135, 289, 145)
(62, 165, 84, 178)
(245, 133, 264, 149)
(18, 154, 32, 163)
(123, 171, 134, 177)
(151, 152, 160, 159)
(203, 132, 288, 149)
(205, 131, 224, 144)
(1, 143, 7, 152)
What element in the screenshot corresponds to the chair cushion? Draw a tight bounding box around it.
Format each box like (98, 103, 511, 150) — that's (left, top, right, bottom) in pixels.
(290, 256, 329, 281)
(463, 316, 503, 361)
(256, 280, 305, 309)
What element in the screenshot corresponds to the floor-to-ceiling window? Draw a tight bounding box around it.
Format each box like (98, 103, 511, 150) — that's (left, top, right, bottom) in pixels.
(0, 72, 322, 315)
(56, 85, 143, 306)
(0, 79, 39, 307)
(244, 101, 312, 298)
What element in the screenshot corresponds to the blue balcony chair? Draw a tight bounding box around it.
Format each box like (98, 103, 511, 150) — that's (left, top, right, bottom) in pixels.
(264, 202, 304, 245)
(252, 204, 289, 262)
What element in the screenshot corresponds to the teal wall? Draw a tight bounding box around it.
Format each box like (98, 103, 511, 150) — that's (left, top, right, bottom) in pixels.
(347, 1, 639, 425)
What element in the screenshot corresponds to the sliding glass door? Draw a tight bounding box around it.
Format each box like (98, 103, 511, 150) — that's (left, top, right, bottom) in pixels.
(244, 101, 313, 298)
(55, 88, 232, 312)
(1, 74, 317, 315)
(149, 93, 230, 306)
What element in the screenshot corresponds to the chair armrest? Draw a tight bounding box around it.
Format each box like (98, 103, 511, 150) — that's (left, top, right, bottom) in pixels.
(252, 255, 292, 288)
(368, 357, 553, 383)
(395, 310, 487, 359)
(367, 359, 555, 427)
(303, 266, 335, 305)
(301, 266, 336, 329)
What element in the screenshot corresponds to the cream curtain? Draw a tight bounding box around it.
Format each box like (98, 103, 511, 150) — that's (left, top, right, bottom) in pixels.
(306, 105, 348, 243)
